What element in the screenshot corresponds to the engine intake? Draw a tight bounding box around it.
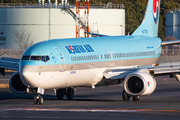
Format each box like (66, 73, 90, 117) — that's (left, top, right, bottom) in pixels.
(124, 72, 156, 96)
(9, 71, 27, 94)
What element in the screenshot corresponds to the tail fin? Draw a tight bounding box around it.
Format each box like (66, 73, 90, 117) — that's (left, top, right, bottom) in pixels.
(132, 0, 161, 37)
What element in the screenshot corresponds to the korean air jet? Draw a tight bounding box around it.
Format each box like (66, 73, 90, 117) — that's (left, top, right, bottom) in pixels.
(1, 0, 180, 105)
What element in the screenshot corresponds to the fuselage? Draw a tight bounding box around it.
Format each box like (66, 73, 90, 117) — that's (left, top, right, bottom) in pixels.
(19, 35, 162, 89)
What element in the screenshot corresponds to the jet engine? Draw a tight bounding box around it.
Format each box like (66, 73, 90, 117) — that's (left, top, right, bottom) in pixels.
(9, 71, 27, 94)
(123, 72, 156, 96)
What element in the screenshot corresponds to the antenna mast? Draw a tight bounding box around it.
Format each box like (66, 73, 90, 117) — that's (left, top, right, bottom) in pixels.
(76, 0, 89, 38)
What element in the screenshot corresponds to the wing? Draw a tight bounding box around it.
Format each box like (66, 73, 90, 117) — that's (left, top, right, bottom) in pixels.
(84, 32, 109, 37)
(149, 62, 180, 82)
(161, 40, 180, 46)
(97, 63, 180, 86)
(96, 68, 138, 86)
(0, 57, 20, 76)
(149, 62, 180, 75)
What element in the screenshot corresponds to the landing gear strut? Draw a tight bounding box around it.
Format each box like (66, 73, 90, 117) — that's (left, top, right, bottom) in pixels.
(34, 94, 43, 105)
(56, 88, 74, 100)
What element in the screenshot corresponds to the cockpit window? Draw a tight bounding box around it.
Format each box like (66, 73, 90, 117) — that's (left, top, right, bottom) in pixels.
(46, 56, 50, 61)
(21, 55, 50, 62)
(21, 56, 30, 60)
(30, 56, 41, 60)
(41, 56, 50, 62)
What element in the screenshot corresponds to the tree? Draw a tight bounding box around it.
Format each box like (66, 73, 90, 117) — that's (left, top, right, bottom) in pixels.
(13, 29, 36, 50)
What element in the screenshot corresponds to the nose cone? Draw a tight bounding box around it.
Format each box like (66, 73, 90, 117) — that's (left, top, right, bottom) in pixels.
(19, 60, 38, 88)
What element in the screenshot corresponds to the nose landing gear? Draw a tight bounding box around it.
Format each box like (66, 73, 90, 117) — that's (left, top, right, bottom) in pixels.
(34, 94, 43, 105)
(33, 87, 44, 105)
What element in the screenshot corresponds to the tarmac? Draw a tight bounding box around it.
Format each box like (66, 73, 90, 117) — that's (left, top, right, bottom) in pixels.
(0, 72, 180, 120)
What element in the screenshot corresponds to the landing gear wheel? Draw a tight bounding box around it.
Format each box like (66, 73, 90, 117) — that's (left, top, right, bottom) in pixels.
(56, 88, 66, 100)
(133, 96, 140, 101)
(39, 95, 43, 105)
(67, 88, 74, 100)
(34, 94, 43, 105)
(122, 90, 130, 101)
(34, 96, 38, 105)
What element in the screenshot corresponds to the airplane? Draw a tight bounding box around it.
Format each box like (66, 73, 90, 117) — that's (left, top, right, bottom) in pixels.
(1, 0, 180, 105)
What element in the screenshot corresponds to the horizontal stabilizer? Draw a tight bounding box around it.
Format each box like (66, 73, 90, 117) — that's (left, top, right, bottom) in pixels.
(85, 32, 109, 37)
(161, 40, 180, 46)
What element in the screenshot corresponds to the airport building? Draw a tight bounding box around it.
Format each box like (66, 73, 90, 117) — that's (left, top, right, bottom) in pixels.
(0, 1, 125, 49)
(166, 8, 180, 39)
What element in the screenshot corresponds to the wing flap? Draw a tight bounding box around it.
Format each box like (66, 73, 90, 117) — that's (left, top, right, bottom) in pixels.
(103, 63, 180, 81)
(149, 62, 180, 75)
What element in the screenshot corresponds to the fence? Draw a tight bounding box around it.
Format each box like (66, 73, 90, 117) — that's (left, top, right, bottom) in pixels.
(0, 3, 124, 9)
(161, 48, 180, 56)
(167, 8, 180, 13)
(0, 48, 25, 56)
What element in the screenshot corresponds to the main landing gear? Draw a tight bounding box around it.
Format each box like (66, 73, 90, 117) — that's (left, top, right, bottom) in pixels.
(56, 88, 74, 100)
(122, 90, 140, 101)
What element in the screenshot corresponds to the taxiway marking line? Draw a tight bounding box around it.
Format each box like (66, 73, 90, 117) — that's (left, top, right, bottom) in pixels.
(0, 107, 180, 113)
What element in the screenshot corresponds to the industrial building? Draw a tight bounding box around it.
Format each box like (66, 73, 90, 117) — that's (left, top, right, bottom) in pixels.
(0, 0, 125, 49)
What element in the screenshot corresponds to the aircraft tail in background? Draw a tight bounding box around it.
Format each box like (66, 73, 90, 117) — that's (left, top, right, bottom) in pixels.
(132, 0, 161, 37)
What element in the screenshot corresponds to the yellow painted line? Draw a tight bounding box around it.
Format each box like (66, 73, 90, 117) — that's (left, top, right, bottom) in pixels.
(1, 107, 180, 113)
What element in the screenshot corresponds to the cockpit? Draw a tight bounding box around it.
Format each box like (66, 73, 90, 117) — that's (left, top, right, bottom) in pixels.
(21, 55, 50, 62)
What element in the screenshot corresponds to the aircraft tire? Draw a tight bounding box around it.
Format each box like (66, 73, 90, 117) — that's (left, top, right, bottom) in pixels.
(34, 94, 43, 105)
(34, 96, 38, 105)
(38, 95, 43, 105)
(122, 90, 130, 101)
(67, 88, 74, 100)
(133, 96, 140, 101)
(56, 89, 66, 100)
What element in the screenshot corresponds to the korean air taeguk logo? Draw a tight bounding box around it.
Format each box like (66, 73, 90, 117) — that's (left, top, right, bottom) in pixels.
(153, 0, 159, 24)
(65, 44, 94, 54)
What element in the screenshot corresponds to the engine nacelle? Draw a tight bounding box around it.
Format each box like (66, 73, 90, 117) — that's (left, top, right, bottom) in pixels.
(123, 72, 156, 96)
(9, 71, 27, 94)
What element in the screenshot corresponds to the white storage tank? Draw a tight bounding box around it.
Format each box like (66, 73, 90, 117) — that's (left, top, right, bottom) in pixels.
(166, 8, 180, 39)
(0, 4, 125, 49)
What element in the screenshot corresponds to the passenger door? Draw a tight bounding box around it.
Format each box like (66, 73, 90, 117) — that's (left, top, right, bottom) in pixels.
(54, 47, 65, 72)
